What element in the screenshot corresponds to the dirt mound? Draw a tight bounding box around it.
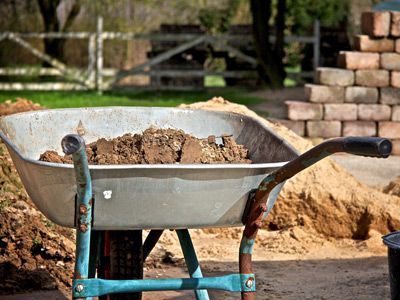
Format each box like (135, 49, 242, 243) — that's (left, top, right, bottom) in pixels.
(0, 99, 74, 294)
(0, 98, 42, 116)
(180, 97, 400, 239)
(39, 128, 251, 165)
(384, 176, 400, 197)
(0, 141, 75, 295)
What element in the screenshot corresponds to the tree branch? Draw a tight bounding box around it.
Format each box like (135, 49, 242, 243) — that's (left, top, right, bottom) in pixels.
(36, 0, 61, 31)
(62, 0, 82, 32)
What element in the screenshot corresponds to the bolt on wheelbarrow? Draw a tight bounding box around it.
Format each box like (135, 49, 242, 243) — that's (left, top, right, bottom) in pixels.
(0, 107, 392, 300)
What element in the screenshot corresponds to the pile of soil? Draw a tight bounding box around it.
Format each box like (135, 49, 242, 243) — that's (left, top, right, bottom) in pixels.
(0, 135, 75, 295)
(0, 98, 42, 116)
(39, 128, 251, 165)
(0, 100, 75, 295)
(180, 97, 400, 239)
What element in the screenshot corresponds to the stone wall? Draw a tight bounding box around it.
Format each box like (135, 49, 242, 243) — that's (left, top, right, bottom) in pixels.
(283, 11, 400, 155)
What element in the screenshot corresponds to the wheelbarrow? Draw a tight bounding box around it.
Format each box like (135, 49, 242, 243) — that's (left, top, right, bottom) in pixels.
(0, 107, 392, 300)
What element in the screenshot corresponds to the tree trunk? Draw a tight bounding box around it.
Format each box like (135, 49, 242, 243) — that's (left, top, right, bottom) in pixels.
(37, 0, 61, 65)
(274, 0, 287, 83)
(36, 0, 81, 65)
(43, 39, 66, 63)
(250, 0, 286, 88)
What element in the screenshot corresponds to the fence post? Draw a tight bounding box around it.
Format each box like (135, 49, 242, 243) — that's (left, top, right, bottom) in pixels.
(313, 19, 320, 79)
(87, 34, 96, 88)
(95, 16, 103, 94)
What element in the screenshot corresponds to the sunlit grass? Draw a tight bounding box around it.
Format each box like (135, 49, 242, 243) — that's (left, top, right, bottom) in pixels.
(0, 88, 263, 109)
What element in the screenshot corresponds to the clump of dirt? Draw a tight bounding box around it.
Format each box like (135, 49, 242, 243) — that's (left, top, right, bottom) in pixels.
(180, 97, 400, 239)
(0, 98, 42, 116)
(39, 127, 251, 165)
(383, 176, 400, 197)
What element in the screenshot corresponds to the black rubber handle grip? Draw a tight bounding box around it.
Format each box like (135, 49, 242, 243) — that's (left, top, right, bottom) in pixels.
(342, 137, 392, 158)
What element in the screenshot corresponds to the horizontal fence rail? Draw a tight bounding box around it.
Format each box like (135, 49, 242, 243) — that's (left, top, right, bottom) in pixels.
(0, 17, 320, 91)
(3, 32, 318, 43)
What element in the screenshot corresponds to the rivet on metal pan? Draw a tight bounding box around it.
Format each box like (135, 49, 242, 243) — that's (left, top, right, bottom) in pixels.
(75, 283, 84, 293)
(245, 277, 254, 288)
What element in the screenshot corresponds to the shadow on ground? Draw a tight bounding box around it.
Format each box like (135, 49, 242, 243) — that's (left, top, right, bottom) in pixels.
(0, 261, 68, 299)
(0, 256, 389, 299)
(144, 256, 389, 300)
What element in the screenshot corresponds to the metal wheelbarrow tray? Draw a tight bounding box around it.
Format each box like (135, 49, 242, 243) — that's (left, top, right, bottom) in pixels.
(0, 106, 393, 300)
(0, 107, 298, 230)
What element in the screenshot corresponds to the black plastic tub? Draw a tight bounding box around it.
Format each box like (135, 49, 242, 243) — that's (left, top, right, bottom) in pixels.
(383, 231, 400, 300)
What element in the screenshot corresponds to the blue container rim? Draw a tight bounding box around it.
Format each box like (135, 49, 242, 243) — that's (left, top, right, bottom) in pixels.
(382, 231, 400, 250)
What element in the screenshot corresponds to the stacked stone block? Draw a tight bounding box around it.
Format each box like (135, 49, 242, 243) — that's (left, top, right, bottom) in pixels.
(283, 11, 400, 155)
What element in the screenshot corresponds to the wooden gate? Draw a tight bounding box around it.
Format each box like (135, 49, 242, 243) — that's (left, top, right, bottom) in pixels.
(0, 17, 320, 92)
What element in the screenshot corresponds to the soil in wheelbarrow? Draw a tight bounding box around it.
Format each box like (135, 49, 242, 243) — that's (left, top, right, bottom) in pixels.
(39, 127, 252, 165)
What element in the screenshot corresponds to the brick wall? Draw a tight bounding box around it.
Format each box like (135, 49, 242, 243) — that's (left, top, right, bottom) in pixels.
(282, 11, 400, 155)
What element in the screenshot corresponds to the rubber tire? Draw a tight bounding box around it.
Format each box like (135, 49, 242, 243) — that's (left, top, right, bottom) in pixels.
(108, 230, 143, 300)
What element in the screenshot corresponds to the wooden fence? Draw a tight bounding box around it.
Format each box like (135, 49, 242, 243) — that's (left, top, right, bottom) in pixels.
(0, 17, 320, 92)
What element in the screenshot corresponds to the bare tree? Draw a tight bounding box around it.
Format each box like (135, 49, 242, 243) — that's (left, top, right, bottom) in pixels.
(36, 0, 81, 63)
(251, 0, 286, 88)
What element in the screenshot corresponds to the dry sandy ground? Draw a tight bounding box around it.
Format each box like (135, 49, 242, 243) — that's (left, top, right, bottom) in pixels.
(2, 219, 391, 300)
(137, 228, 390, 300)
(2, 259, 389, 300)
(143, 258, 388, 300)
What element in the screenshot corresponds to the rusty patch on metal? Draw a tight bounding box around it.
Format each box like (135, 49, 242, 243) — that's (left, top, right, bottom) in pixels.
(79, 223, 88, 233)
(79, 204, 87, 215)
(258, 203, 267, 213)
(254, 221, 263, 229)
(239, 253, 253, 275)
(74, 271, 82, 279)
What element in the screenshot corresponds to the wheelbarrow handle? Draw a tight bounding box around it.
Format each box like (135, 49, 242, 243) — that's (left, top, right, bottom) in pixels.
(256, 136, 392, 208)
(61, 134, 93, 283)
(271, 136, 392, 185)
(242, 137, 392, 239)
(341, 136, 391, 158)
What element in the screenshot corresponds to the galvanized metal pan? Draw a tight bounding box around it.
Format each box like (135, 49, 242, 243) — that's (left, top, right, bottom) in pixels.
(0, 107, 298, 229)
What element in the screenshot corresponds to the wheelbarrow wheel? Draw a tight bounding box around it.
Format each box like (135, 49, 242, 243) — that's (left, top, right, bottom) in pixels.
(102, 230, 143, 300)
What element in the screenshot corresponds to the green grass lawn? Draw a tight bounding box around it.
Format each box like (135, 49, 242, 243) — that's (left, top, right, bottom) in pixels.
(0, 88, 263, 109)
